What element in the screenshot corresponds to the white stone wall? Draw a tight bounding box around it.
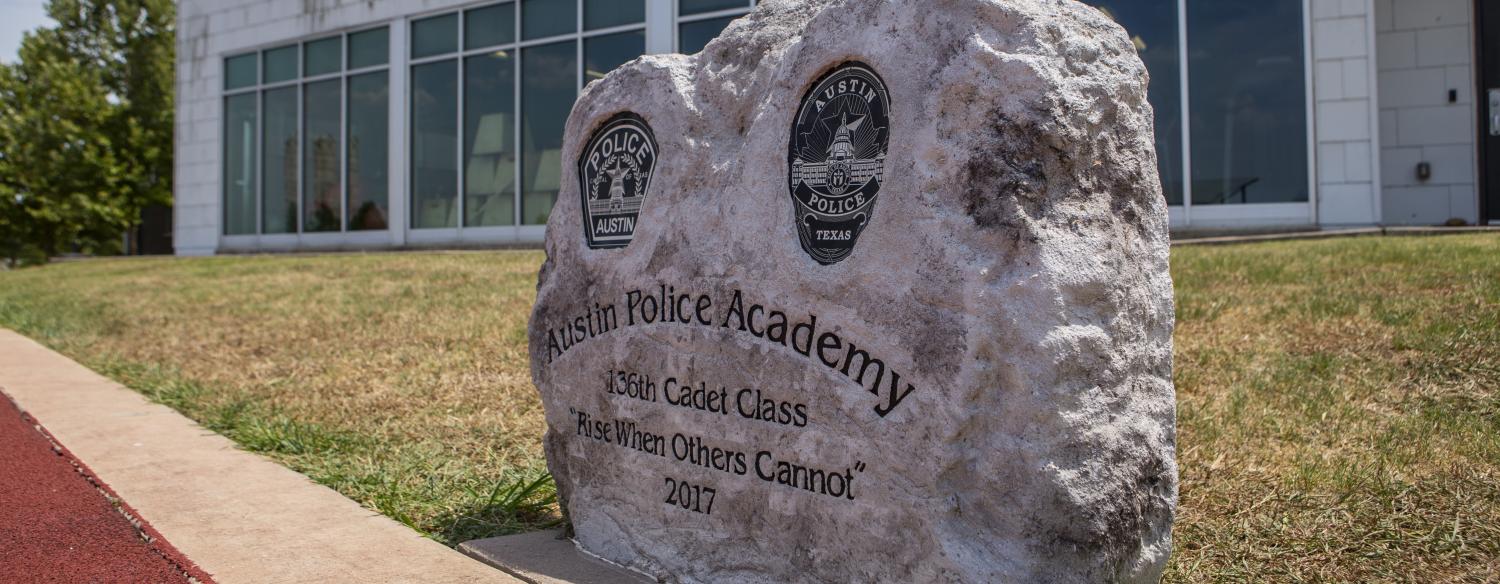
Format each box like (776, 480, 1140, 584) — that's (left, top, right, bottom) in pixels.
(1375, 0, 1480, 225)
(1313, 0, 1382, 226)
(173, 8, 212, 256)
(173, 0, 478, 255)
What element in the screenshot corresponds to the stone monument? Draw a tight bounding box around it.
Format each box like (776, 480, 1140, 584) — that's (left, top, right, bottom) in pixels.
(528, 0, 1177, 581)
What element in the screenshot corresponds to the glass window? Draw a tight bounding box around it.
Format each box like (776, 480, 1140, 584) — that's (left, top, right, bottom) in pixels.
(465, 52, 517, 227)
(1188, 0, 1307, 205)
(585, 0, 644, 30)
(225, 54, 258, 90)
(413, 14, 459, 59)
(263, 46, 298, 84)
(679, 16, 737, 54)
(223, 94, 258, 235)
(522, 0, 575, 40)
(225, 28, 392, 237)
(305, 37, 342, 77)
(1086, 1, 1183, 205)
(262, 87, 299, 234)
(303, 79, 342, 232)
(584, 30, 645, 84)
(466, 4, 516, 49)
(348, 72, 390, 231)
(412, 60, 459, 229)
(348, 28, 390, 69)
(679, 0, 747, 16)
(520, 40, 576, 225)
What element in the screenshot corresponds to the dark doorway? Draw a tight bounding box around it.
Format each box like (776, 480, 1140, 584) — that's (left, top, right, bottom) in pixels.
(128, 204, 174, 256)
(1480, 0, 1500, 223)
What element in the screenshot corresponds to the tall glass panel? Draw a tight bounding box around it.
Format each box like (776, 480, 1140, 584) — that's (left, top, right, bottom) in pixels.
(1188, 0, 1308, 205)
(522, 0, 576, 40)
(585, 0, 644, 30)
(412, 60, 459, 229)
(679, 16, 736, 54)
(585, 30, 645, 84)
(348, 72, 390, 231)
(223, 94, 258, 234)
(348, 27, 390, 69)
(679, 0, 746, 15)
(1085, 1, 1183, 205)
(466, 3, 516, 49)
(303, 79, 342, 232)
(304, 37, 342, 77)
(520, 41, 576, 225)
(263, 45, 298, 84)
(465, 53, 517, 227)
(413, 14, 459, 59)
(225, 54, 258, 90)
(262, 87, 299, 234)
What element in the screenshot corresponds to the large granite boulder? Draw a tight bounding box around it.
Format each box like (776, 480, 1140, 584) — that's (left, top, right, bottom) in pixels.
(528, 0, 1177, 581)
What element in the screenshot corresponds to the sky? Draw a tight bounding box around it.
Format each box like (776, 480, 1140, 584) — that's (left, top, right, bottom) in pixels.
(0, 0, 51, 64)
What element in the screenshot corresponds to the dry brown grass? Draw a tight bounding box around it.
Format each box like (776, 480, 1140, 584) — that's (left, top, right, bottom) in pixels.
(0, 251, 555, 543)
(1166, 234, 1500, 582)
(0, 235, 1497, 579)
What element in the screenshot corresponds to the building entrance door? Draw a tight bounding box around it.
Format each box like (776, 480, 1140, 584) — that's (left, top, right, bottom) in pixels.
(1481, 0, 1500, 223)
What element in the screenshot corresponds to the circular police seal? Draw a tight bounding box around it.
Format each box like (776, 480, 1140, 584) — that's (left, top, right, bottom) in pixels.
(578, 112, 659, 250)
(787, 62, 890, 265)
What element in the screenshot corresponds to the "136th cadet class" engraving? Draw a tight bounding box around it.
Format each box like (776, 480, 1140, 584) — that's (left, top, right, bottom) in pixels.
(578, 112, 659, 249)
(788, 62, 891, 265)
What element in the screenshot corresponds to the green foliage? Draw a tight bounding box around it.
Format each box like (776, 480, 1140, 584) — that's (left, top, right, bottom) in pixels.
(0, 0, 175, 266)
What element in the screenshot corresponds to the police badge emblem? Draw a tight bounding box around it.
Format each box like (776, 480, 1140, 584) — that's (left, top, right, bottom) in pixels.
(578, 112, 659, 249)
(787, 62, 891, 265)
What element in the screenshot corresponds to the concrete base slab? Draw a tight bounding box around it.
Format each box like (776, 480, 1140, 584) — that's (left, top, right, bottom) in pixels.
(460, 529, 653, 584)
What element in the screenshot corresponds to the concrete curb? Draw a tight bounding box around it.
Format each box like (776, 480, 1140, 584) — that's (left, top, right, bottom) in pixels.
(458, 529, 651, 584)
(1171, 226, 1500, 246)
(0, 329, 520, 584)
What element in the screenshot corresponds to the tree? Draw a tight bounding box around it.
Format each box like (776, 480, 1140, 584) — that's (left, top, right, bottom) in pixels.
(0, 0, 174, 266)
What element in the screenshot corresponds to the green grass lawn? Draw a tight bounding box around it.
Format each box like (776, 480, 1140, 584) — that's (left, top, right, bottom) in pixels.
(0, 235, 1497, 580)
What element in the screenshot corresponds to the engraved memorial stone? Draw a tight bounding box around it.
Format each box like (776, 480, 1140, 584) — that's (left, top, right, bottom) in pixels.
(788, 62, 890, 265)
(578, 112, 659, 249)
(530, 0, 1177, 582)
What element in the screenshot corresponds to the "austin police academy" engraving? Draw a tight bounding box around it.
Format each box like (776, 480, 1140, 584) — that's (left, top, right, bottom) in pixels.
(788, 62, 891, 265)
(579, 112, 659, 249)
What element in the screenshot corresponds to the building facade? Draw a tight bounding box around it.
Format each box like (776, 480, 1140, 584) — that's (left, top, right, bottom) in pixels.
(173, 0, 1499, 255)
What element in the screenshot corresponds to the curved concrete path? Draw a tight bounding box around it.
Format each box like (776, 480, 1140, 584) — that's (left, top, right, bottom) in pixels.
(0, 329, 519, 584)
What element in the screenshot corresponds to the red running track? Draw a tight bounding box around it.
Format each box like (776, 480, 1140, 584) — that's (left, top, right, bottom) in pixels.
(0, 393, 212, 583)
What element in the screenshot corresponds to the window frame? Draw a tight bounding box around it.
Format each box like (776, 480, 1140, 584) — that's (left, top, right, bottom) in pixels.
(405, 0, 649, 237)
(672, 0, 754, 53)
(217, 0, 1320, 248)
(1168, 0, 1316, 228)
(220, 25, 393, 240)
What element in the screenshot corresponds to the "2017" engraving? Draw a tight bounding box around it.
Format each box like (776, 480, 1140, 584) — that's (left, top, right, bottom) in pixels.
(664, 477, 716, 514)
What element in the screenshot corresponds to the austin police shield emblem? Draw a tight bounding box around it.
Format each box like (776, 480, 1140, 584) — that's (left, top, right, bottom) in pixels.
(578, 112, 659, 249)
(788, 62, 891, 265)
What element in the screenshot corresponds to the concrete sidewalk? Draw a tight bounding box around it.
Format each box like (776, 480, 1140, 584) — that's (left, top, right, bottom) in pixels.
(0, 329, 519, 584)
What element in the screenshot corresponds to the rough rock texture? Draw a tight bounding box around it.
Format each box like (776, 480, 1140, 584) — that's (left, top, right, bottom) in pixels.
(528, 1, 1177, 582)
